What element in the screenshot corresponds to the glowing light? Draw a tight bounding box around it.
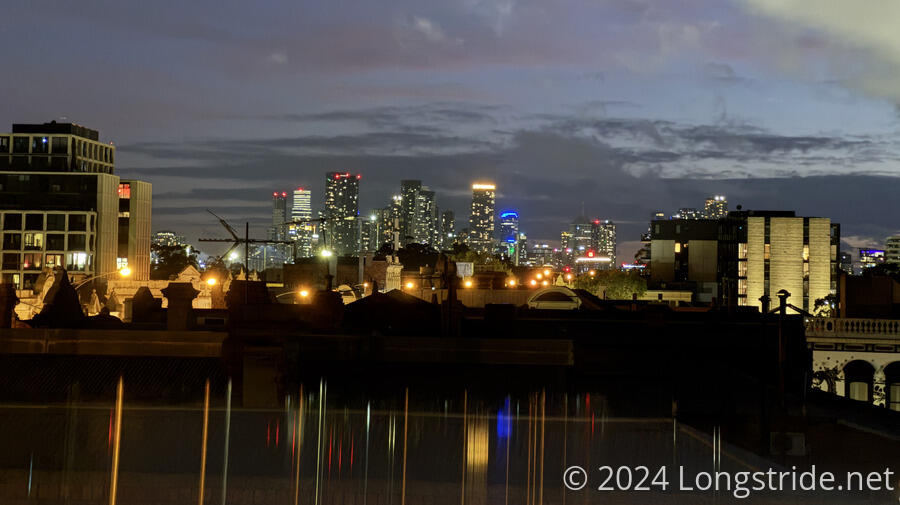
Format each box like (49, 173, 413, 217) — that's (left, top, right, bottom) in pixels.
(405, 282, 414, 289)
(566, 274, 573, 280)
(589, 270, 596, 276)
(464, 280, 473, 288)
(118, 267, 132, 277)
(508, 279, 516, 287)
(587, 250, 595, 258)
(229, 252, 239, 260)
(299, 290, 309, 297)
(471, 183, 496, 190)
(321, 249, 333, 257)
(541, 280, 549, 286)
(206, 278, 217, 286)
(536, 273, 543, 280)
(500, 211, 519, 219)
(530, 280, 537, 286)
(543, 269, 550, 276)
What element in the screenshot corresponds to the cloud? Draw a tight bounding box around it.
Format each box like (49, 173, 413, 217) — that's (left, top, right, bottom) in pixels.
(738, 0, 900, 104)
(410, 16, 460, 45)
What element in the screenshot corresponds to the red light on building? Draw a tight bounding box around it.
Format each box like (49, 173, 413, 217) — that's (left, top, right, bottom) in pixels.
(356, 174, 361, 180)
(334, 174, 341, 180)
(282, 192, 287, 197)
(563, 266, 571, 272)
(297, 187, 304, 191)
(587, 250, 595, 258)
(273, 192, 278, 197)
(593, 219, 600, 225)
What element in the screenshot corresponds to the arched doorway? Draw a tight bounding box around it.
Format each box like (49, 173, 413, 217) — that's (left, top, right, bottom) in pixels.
(843, 360, 875, 403)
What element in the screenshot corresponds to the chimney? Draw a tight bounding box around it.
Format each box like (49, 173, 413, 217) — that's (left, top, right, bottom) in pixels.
(161, 282, 199, 330)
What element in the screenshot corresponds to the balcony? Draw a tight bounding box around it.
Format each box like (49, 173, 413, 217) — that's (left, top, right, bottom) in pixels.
(806, 317, 900, 340)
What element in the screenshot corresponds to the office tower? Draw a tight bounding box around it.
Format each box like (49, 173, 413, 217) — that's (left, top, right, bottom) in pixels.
(0, 121, 151, 289)
(290, 187, 314, 258)
(859, 249, 885, 269)
(719, 211, 840, 313)
(291, 187, 312, 222)
(323, 172, 360, 256)
(116, 180, 152, 280)
(399, 180, 421, 245)
(413, 188, 437, 246)
(269, 191, 288, 240)
(360, 212, 380, 252)
(468, 183, 496, 254)
(152, 231, 186, 248)
(592, 219, 617, 266)
(498, 211, 519, 262)
(885, 235, 900, 265)
(568, 218, 594, 255)
(704, 195, 728, 219)
(441, 210, 455, 251)
(839, 251, 853, 274)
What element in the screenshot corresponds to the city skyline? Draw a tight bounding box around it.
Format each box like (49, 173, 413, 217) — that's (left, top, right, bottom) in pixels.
(5, 1, 900, 258)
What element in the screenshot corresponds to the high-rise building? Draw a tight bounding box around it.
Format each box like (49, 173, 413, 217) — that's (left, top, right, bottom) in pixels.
(360, 212, 380, 252)
(885, 235, 900, 265)
(839, 251, 853, 274)
(468, 183, 496, 253)
(719, 211, 840, 313)
(0, 121, 151, 289)
(290, 187, 314, 258)
(323, 172, 360, 256)
(116, 180, 152, 280)
(704, 195, 728, 219)
(413, 188, 437, 247)
(568, 218, 594, 255)
(592, 219, 617, 266)
(498, 211, 519, 262)
(269, 192, 288, 240)
(399, 180, 420, 245)
(440, 210, 455, 251)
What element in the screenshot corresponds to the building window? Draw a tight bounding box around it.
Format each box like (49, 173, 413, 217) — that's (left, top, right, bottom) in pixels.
(46, 214, 66, 231)
(674, 243, 681, 253)
(738, 243, 748, 259)
(738, 261, 747, 277)
(31, 136, 49, 154)
(12, 137, 29, 153)
(23, 253, 41, 270)
(802, 244, 809, 261)
(24, 214, 43, 230)
(66, 252, 88, 271)
(23, 233, 43, 250)
(67, 234, 86, 251)
(848, 382, 868, 402)
(764, 243, 771, 260)
(3, 213, 22, 230)
(117, 182, 131, 199)
(891, 383, 900, 412)
(46, 234, 65, 251)
(2, 253, 20, 270)
(2, 233, 22, 250)
(45, 253, 63, 268)
(68, 214, 87, 231)
(0, 136, 9, 153)
(51, 137, 68, 154)
(117, 257, 129, 269)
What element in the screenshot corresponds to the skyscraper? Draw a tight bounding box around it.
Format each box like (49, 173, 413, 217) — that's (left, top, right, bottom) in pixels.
(592, 219, 617, 266)
(400, 180, 421, 245)
(441, 210, 455, 250)
(886, 235, 900, 265)
(117, 180, 152, 280)
(323, 172, 360, 255)
(498, 211, 519, 243)
(468, 183, 495, 253)
(413, 188, 437, 247)
(269, 191, 288, 240)
(291, 187, 314, 258)
(704, 195, 728, 219)
(0, 121, 151, 288)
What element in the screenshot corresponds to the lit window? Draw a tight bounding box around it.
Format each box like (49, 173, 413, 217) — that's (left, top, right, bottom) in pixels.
(674, 243, 681, 253)
(891, 383, 900, 412)
(738, 243, 747, 259)
(65, 252, 88, 271)
(848, 382, 868, 402)
(802, 245, 809, 261)
(118, 183, 131, 199)
(764, 244, 771, 260)
(45, 254, 63, 268)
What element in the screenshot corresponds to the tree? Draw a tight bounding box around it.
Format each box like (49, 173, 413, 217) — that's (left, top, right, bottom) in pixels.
(150, 244, 199, 280)
(575, 270, 647, 300)
(813, 293, 838, 317)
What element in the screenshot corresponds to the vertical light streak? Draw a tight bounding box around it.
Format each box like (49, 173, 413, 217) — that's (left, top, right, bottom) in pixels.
(460, 390, 467, 505)
(221, 379, 232, 505)
(27, 452, 33, 498)
(364, 402, 370, 505)
(505, 395, 511, 505)
(315, 379, 325, 505)
(198, 379, 210, 505)
(539, 390, 545, 505)
(109, 376, 124, 505)
(292, 385, 304, 505)
(401, 388, 409, 505)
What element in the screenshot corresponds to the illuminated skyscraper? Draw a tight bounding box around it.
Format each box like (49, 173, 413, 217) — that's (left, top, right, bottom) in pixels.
(400, 180, 421, 245)
(290, 187, 313, 258)
(704, 195, 728, 219)
(592, 219, 617, 266)
(441, 210, 456, 250)
(323, 172, 360, 255)
(269, 191, 288, 240)
(468, 183, 496, 253)
(413, 188, 437, 247)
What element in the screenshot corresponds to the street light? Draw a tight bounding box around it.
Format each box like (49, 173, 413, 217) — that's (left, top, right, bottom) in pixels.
(464, 280, 473, 288)
(321, 249, 333, 258)
(206, 278, 217, 287)
(73, 266, 132, 289)
(405, 282, 414, 289)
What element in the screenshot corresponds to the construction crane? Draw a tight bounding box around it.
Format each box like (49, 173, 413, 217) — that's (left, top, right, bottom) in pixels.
(198, 210, 295, 268)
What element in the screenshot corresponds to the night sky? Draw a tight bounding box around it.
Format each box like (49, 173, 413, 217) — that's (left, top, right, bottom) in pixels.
(4, 0, 900, 260)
